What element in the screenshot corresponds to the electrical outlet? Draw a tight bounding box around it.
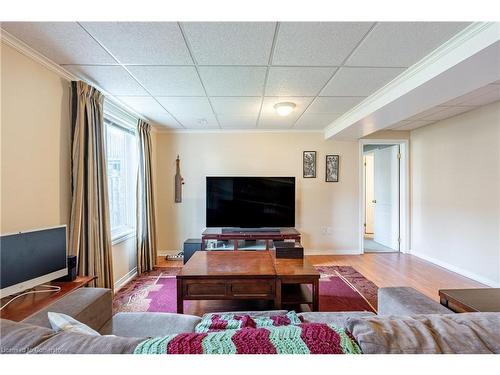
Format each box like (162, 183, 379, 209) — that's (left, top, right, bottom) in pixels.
(321, 227, 334, 235)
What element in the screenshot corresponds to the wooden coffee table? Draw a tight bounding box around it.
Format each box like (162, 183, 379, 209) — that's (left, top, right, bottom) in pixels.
(176, 250, 320, 314)
(439, 288, 500, 313)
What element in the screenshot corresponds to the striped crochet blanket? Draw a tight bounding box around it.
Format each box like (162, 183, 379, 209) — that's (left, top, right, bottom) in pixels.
(134, 323, 362, 354)
(195, 311, 304, 333)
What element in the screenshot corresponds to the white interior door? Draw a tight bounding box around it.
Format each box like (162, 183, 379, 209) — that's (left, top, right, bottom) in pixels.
(364, 153, 374, 234)
(373, 145, 400, 250)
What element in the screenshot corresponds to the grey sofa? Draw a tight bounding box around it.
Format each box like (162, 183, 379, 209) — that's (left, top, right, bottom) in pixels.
(1, 287, 499, 354)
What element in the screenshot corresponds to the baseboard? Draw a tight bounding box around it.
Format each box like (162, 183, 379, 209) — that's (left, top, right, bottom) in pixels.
(410, 250, 499, 287)
(158, 250, 180, 257)
(114, 267, 137, 291)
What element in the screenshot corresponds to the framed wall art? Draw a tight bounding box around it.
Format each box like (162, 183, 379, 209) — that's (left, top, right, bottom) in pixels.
(303, 151, 316, 178)
(326, 154, 339, 182)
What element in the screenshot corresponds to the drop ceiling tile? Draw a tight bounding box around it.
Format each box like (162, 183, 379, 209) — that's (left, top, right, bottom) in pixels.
(156, 97, 213, 116)
(391, 120, 436, 130)
(218, 115, 258, 129)
(63, 65, 148, 95)
(127, 66, 205, 96)
(147, 112, 182, 129)
(210, 97, 262, 115)
(176, 113, 219, 129)
(80, 22, 193, 65)
(294, 113, 342, 129)
(182, 22, 276, 65)
(387, 120, 409, 129)
(466, 88, 500, 106)
(258, 114, 298, 129)
(258, 97, 313, 128)
(265, 67, 335, 96)
(2, 22, 115, 64)
(406, 105, 448, 121)
(321, 67, 405, 96)
(308, 96, 365, 113)
(198, 67, 267, 96)
(421, 106, 476, 121)
(346, 22, 470, 67)
(260, 97, 313, 116)
(115, 96, 166, 116)
(272, 22, 374, 66)
(442, 85, 499, 106)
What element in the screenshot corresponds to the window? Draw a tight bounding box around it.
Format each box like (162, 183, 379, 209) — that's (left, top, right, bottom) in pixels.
(104, 103, 138, 242)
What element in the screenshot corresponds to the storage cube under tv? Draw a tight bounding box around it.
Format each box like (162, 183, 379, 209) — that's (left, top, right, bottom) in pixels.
(273, 241, 304, 259)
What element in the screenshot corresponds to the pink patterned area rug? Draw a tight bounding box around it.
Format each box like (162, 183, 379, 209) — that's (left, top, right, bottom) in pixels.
(113, 265, 378, 315)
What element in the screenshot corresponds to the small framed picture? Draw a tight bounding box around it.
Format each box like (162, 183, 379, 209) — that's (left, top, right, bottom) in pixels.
(326, 155, 339, 182)
(303, 151, 316, 178)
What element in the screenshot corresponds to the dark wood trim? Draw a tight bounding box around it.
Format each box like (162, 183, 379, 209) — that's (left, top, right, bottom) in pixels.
(439, 288, 500, 313)
(0, 276, 96, 322)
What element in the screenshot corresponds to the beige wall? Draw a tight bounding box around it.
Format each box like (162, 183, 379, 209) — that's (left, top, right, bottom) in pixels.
(1, 43, 135, 287)
(153, 131, 360, 254)
(410, 101, 500, 286)
(1, 42, 71, 233)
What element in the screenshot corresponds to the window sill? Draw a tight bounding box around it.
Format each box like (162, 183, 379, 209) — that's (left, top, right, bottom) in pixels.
(112, 230, 136, 245)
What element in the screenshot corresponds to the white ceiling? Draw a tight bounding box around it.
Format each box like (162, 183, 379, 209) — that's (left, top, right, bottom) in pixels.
(2, 21, 472, 130)
(389, 81, 500, 130)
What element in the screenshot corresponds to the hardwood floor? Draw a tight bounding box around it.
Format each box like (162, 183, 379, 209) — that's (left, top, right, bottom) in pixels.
(156, 252, 485, 303)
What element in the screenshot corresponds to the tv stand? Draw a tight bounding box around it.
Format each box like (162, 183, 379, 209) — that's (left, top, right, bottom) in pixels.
(221, 227, 281, 234)
(201, 228, 300, 251)
(0, 276, 96, 322)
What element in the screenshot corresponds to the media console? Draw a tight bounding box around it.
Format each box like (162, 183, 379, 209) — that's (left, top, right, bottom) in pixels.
(201, 228, 301, 251)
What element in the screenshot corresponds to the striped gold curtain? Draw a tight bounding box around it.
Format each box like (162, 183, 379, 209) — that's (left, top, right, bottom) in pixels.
(69, 81, 114, 290)
(136, 120, 157, 274)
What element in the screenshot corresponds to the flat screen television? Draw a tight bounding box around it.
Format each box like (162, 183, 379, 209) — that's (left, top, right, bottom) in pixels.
(206, 177, 295, 228)
(0, 226, 67, 298)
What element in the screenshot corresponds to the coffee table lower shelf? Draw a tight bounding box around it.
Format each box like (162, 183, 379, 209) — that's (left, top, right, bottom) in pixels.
(176, 279, 319, 314)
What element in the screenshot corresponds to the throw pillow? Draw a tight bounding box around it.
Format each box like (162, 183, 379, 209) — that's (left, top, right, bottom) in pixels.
(47, 312, 100, 336)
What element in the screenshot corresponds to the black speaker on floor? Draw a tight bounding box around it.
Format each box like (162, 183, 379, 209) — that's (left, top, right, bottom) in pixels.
(183, 239, 202, 264)
(56, 255, 77, 281)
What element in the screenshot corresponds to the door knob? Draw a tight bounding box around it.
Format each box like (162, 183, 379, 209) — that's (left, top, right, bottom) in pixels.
(372, 200, 377, 203)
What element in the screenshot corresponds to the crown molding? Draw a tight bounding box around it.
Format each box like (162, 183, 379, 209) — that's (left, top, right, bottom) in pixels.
(154, 128, 324, 135)
(324, 22, 500, 139)
(1, 28, 76, 81)
(1, 28, 149, 124)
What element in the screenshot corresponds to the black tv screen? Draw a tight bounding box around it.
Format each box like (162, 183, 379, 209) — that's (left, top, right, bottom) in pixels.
(206, 177, 295, 228)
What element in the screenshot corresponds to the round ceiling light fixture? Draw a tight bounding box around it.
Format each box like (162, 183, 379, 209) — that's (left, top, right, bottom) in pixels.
(273, 102, 296, 116)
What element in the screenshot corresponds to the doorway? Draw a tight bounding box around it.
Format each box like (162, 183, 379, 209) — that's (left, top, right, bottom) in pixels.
(359, 140, 409, 254)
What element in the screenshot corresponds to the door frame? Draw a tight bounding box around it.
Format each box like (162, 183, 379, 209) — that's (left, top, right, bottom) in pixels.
(358, 139, 410, 254)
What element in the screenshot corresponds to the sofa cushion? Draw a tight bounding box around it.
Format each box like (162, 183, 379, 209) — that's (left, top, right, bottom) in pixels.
(1, 319, 143, 354)
(377, 287, 452, 316)
(99, 312, 202, 337)
(298, 311, 375, 328)
(22, 288, 112, 331)
(347, 312, 500, 354)
(1, 319, 55, 354)
(33, 330, 144, 354)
